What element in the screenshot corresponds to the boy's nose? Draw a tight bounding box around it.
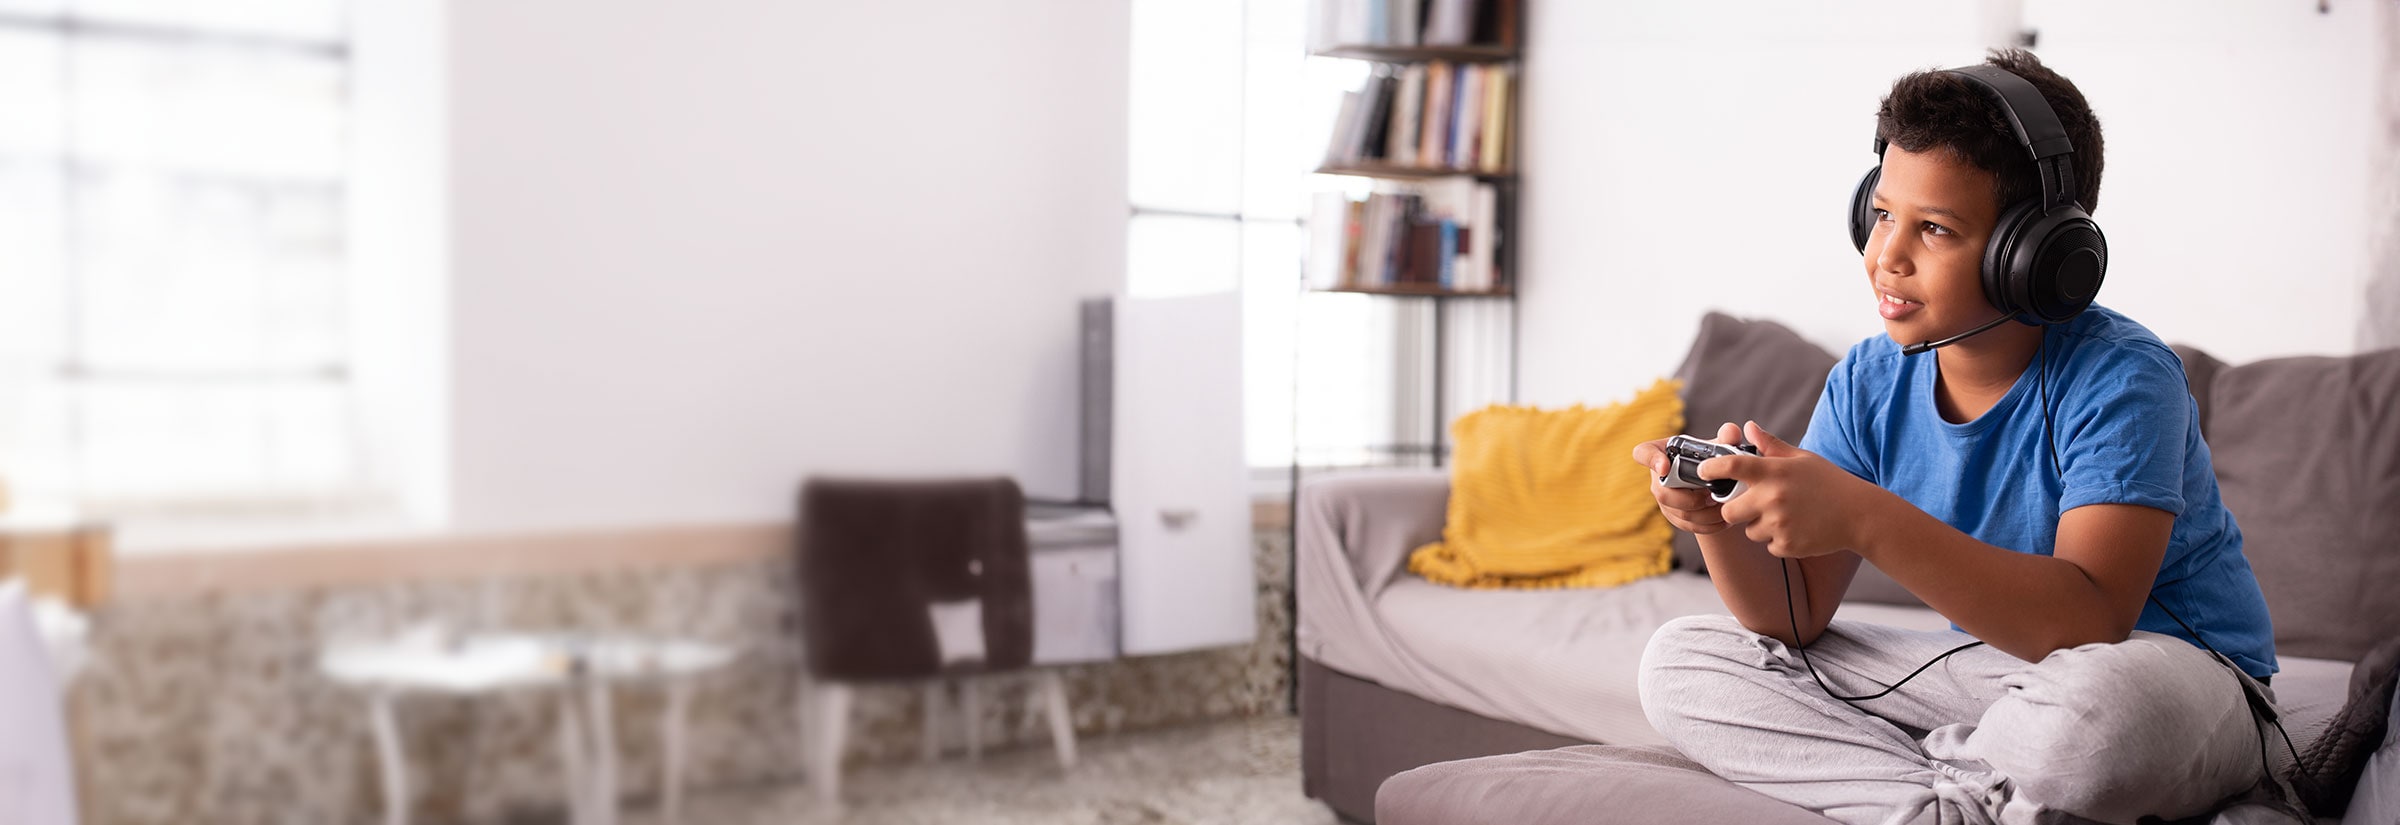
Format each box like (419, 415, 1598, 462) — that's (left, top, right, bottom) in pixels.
(1871, 231, 1915, 276)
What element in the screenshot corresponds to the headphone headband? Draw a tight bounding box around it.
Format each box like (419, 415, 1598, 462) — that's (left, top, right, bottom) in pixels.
(1941, 65, 2080, 214)
(1941, 65, 2074, 161)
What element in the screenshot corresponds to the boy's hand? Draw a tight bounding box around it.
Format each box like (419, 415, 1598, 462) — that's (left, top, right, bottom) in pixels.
(1703, 421, 1878, 558)
(1632, 422, 1745, 535)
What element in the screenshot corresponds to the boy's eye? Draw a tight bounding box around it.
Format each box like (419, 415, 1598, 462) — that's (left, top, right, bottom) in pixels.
(1922, 222, 1952, 236)
(1872, 209, 1892, 223)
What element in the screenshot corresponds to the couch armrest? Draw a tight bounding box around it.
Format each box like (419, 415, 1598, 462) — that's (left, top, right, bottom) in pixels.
(1296, 468, 1450, 599)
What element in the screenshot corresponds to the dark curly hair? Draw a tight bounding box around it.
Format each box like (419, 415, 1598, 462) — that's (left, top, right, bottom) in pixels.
(1877, 49, 2105, 214)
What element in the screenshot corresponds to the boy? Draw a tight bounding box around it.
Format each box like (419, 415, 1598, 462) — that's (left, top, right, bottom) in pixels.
(1631, 50, 2282, 824)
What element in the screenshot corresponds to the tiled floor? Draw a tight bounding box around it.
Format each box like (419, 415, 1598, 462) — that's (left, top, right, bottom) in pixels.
(625, 714, 1340, 825)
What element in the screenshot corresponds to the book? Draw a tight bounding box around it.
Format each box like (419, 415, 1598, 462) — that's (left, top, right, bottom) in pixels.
(1479, 64, 1510, 173)
(1342, 199, 1367, 287)
(1393, 0, 1422, 45)
(1357, 70, 1398, 162)
(1423, 0, 1473, 46)
(1449, 63, 1480, 170)
(1325, 89, 1363, 166)
(1308, 192, 1352, 290)
(1388, 64, 1426, 166)
(1417, 60, 1452, 168)
(1468, 183, 1497, 290)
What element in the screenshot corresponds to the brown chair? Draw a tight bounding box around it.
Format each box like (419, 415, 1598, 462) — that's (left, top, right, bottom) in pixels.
(795, 477, 1075, 804)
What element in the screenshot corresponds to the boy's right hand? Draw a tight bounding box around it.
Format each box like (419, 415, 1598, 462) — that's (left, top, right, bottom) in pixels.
(1631, 422, 1745, 535)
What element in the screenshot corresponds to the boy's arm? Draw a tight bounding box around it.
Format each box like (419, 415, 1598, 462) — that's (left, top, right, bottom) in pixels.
(1842, 499, 2170, 661)
(1708, 421, 2173, 661)
(1635, 422, 1860, 647)
(1696, 530, 1861, 648)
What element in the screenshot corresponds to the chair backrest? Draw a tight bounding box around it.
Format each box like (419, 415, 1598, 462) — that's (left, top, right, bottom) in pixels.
(796, 477, 1033, 680)
(0, 582, 77, 825)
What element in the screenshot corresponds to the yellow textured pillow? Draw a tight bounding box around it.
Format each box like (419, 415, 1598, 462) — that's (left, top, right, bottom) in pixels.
(1409, 378, 1683, 590)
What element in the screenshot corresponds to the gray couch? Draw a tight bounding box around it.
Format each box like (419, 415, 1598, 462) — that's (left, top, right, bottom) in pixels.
(1296, 312, 2400, 824)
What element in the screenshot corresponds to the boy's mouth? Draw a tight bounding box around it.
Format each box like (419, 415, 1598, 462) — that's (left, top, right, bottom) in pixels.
(1878, 291, 1923, 320)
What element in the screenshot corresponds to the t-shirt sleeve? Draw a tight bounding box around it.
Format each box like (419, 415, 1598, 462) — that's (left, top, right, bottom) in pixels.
(2055, 349, 2189, 516)
(1800, 355, 1875, 485)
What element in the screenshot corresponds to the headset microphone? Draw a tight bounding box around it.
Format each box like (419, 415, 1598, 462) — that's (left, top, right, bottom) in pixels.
(1899, 313, 2017, 356)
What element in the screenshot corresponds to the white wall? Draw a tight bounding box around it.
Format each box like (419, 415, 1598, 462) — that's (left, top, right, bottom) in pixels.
(445, 1, 1130, 533)
(1516, 1, 2392, 409)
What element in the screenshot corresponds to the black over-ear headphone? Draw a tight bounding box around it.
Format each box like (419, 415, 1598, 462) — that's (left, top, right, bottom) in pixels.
(1848, 64, 2108, 334)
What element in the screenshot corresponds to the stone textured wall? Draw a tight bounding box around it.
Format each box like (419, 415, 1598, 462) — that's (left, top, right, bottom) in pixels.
(72, 528, 1293, 825)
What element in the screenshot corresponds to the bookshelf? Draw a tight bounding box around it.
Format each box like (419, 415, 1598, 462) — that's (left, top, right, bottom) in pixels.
(1287, 0, 1523, 709)
(1300, 0, 1523, 448)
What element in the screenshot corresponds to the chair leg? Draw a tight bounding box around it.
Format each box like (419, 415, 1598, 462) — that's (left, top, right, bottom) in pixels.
(960, 677, 982, 761)
(921, 680, 946, 763)
(806, 682, 851, 806)
(1040, 671, 1077, 769)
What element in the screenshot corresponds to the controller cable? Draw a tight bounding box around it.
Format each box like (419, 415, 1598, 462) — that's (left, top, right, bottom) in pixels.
(1774, 329, 2313, 816)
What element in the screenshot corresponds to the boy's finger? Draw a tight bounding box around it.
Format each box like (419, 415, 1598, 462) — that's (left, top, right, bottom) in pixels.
(1696, 453, 1759, 481)
(1746, 420, 1799, 456)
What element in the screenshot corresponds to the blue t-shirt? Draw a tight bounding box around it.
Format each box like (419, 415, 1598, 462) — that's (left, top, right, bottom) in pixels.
(1799, 305, 2278, 678)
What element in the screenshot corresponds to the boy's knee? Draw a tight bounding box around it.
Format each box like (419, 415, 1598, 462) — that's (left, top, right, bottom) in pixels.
(1969, 634, 2257, 821)
(1639, 614, 1772, 735)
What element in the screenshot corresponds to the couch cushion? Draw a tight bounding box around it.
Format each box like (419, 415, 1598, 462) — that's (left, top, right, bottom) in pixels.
(1376, 744, 1838, 825)
(2207, 347, 2400, 662)
(2171, 344, 2227, 438)
(1671, 312, 1840, 574)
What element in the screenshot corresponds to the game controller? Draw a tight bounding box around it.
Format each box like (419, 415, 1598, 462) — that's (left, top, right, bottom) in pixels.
(1656, 434, 1758, 503)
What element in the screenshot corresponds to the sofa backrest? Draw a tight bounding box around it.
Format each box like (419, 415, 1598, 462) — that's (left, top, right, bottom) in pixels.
(2190, 345, 2400, 663)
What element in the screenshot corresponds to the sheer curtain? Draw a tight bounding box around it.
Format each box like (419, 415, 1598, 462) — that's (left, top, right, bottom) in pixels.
(2365, 0, 2400, 352)
(0, 0, 363, 516)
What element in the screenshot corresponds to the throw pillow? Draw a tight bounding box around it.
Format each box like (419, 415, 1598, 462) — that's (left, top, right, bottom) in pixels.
(1671, 312, 1841, 577)
(1409, 378, 1681, 590)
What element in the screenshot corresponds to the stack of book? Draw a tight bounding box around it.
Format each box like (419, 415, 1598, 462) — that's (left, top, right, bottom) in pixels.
(1306, 178, 1505, 293)
(1309, 0, 1522, 51)
(1322, 61, 1513, 175)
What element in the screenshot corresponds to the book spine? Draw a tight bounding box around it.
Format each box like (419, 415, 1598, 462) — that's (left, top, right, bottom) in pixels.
(1389, 65, 1425, 167)
(1308, 192, 1351, 290)
(1437, 219, 1458, 289)
(1449, 63, 1479, 170)
(1468, 183, 1496, 291)
(1325, 89, 1362, 166)
(1418, 60, 1451, 168)
(1479, 64, 1509, 172)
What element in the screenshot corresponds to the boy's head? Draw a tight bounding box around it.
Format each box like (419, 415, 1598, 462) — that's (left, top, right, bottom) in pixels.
(1863, 50, 2105, 350)
(1877, 48, 2105, 215)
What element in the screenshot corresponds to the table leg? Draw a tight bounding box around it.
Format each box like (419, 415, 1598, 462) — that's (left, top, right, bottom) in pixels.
(921, 680, 945, 762)
(961, 677, 982, 761)
(368, 692, 408, 825)
(558, 691, 590, 825)
(661, 677, 692, 825)
(584, 677, 619, 825)
(1041, 671, 1077, 769)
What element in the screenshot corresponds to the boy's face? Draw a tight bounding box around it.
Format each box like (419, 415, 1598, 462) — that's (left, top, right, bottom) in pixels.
(1862, 146, 2004, 345)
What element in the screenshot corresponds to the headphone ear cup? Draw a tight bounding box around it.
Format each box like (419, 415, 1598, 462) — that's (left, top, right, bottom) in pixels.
(1985, 201, 2109, 325)
(2022, 208, 2108, 324)
(1849, 167, 1880, 253)
(1981, 198, 2044, 319)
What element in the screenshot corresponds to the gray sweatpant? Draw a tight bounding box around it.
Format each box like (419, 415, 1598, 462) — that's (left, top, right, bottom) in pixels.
(1638, 615, 2276, 825)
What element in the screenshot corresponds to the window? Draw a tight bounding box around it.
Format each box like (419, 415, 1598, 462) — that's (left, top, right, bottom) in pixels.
(0, 0, 365, 517)
(1128, 0, 1428, 476)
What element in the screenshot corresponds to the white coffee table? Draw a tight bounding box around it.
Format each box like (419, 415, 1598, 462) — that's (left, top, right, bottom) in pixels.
(319, 633, 734, 825)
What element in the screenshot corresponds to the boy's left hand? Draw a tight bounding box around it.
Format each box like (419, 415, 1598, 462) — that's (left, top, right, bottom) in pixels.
(1700, 421, 1882, 559)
